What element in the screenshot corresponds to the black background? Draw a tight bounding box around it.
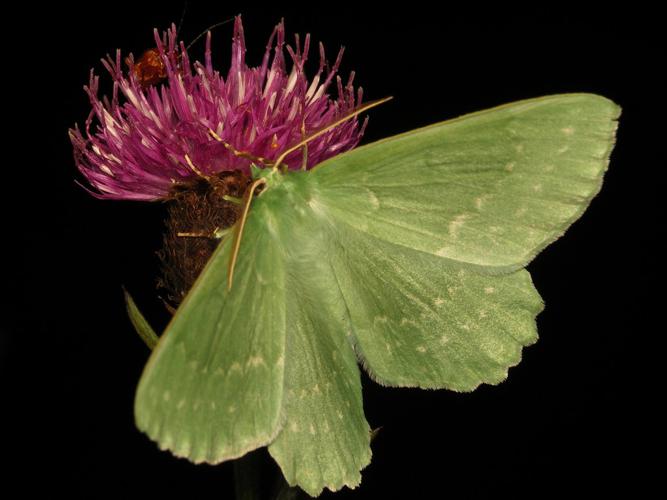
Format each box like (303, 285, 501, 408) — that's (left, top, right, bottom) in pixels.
(6, 3, 660, 498)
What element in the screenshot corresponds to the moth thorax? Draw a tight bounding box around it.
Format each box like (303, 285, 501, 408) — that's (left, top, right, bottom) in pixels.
(157, 171, 251, 306)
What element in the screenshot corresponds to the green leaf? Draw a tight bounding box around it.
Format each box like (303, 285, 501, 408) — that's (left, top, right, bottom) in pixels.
(134, 93, 620, 496)
(124, 289, 159, 349)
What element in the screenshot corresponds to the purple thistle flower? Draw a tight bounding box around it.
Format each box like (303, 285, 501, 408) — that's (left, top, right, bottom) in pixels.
(69, 16, 366, 201)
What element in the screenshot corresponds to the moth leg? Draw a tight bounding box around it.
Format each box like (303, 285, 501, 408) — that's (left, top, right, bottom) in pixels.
(176, 226, 230, 239)
(184, 154, 210, 180)
(222, 195, 242, 205)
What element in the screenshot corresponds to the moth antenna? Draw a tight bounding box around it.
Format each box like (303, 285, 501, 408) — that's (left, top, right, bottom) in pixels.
(176, 1, 188, 36)
(177, 231, 212, 238)
(208, 129, 274, 167)
(177, 225, 229, 239)
(227, 178, 267, 290)
(272, 96, 393, 172)
(185, 17, 235, 52)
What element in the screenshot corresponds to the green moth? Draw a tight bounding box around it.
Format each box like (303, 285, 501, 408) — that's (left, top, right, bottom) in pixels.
(134, 93, 620, 496)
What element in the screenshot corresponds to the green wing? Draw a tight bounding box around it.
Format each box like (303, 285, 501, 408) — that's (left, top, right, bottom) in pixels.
(312, 93, 620, 270)
(265, 202, 371, 496)
(134, 201, 287, 463)
(134, 188, 372, 496)
(328, 223, 542, 390)
(301, 93, 620, 389)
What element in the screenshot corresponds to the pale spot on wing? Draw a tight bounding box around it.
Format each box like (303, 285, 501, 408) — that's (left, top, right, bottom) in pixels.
(385, 342, 392, 353)
(290, 422, 299, 433)
(254, 272, 268, 285)
(337, 410, 344, 420)
(229, 362, 243, 374)
(309, 424, 316, 435)
(461, 323, 471, 332)
(475, 196, 484, 210)
(312, 384, 321, 395)
(515, 144, 525, 153)
(544, 164, 555, 172)
(479, 309, 488, 319)
(532, 183, 542, 193)
(323, 421, 330, 432)
(434, 297, 445, 306)
(374, 315, 388, 324)
(228, 405, 236, 414)
(505, 162, 515, 172)
(162, 432, 174, 448)
(436, 246, 448, 257)
(246, 356, 265, 368)
(514, 207, 527, 217)
(561, 126, 574, 135)
(448, 214, 469, 238)
(447, 286, 457, 296)
(474, 195, 489, 210)
(163, 390, 171, 402)
(558, 145, 569, 154)
(439, 335, 450, 345)
(275, 355, 285, 368)
(365, 188, 380, 209)
(210, 401, 217, 410)
(484, 286, 495, 294)
(177, 399, 186, 410)
(416, 345, 427, 353)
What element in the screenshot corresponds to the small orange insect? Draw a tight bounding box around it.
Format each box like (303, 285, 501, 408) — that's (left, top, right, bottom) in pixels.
(133, 48, 170, 88)
(130, 19, 232, 89)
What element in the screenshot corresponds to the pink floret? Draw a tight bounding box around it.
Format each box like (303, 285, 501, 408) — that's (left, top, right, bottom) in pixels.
(70, 16, 366, 200)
